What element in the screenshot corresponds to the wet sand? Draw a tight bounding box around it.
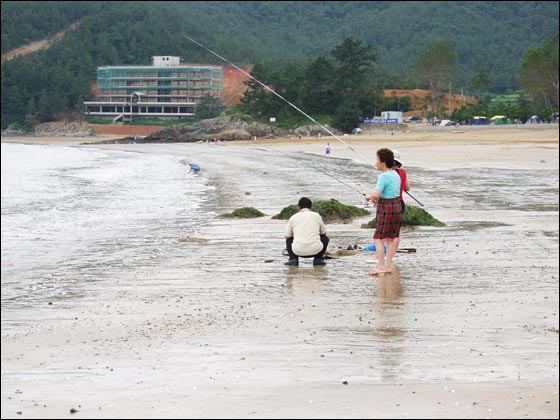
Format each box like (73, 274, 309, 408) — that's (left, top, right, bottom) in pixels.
(1, 126, 559, 418)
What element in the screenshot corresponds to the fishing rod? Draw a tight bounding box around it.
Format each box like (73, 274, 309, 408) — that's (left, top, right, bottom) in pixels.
(185, 35, 424, 206)
(404, 191, 423, 206)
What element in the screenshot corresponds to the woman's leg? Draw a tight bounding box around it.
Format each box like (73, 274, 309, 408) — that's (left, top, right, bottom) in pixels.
(385, 238, 398, 271)
(368, 238, 388, 275)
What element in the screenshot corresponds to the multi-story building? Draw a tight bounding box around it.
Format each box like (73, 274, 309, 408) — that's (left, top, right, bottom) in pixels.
(84, 56, 223, 121)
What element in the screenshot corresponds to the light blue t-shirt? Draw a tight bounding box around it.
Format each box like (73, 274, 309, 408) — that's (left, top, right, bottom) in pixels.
(375, 170, 401, 198)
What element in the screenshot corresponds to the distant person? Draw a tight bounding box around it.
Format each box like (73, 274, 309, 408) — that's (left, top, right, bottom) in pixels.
(325, 142, 331, 157)
(284, 197, 329, 266)
(187, 162, 201, 174)
(365, 148, 402, 275)
(131, 134, 138, 144)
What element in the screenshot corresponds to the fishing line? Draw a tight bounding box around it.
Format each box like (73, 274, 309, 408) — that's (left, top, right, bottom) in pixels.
(265, 147, 367, 197)
(185, 35, 375, 166)
(185, 35, 424, 206)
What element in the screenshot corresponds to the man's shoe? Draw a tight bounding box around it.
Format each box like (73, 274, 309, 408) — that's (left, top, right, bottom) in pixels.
(313, 258, 326, 266)
(284, 258, 299, 266)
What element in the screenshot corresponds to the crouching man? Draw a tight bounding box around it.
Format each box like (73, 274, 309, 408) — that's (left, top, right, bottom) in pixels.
(284, 197, 329, 266)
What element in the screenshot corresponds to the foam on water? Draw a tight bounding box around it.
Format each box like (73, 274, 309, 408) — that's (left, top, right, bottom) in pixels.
(1, 143, 211, 308)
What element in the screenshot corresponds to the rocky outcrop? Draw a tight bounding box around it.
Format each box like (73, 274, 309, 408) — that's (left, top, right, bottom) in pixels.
(144, 115, 288, 142)
(143, 116, 341, 143)
(34, 121, 94, 137)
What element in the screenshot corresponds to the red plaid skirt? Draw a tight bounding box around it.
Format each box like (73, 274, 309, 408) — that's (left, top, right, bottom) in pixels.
(374, 197, 402, 239)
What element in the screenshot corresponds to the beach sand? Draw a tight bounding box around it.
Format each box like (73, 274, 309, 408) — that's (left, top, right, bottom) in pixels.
(1, 126, 558, 418)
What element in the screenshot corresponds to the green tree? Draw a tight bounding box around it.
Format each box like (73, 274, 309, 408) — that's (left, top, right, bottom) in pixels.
(302, 55, 336, 114)
(469, 67, 493, 97)
(413, 40, 457, 116)
(195, 95, 225, 120)
(383, 96, 411, 112)
(517, 32, 559, 116)
(24, 97, 39, 132)
(330, 37, 378, 95)
(333, 96, 362, 133)
(240, 62, 274, 118)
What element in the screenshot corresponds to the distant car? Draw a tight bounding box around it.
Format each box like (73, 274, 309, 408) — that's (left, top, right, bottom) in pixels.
(405, 116, 423, 123)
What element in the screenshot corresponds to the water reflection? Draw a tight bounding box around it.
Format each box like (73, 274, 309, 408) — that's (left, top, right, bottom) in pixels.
(284, 265, 327, 296)
(375, 266, 402, 302)
(372, 266, 407, 381)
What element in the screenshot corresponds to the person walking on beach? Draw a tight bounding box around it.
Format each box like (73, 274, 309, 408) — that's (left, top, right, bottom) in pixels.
(187, 162, 201, 174)
(325, 142, 331, 157)
(365, 148, 402, 275)
(284, 197, 329, 266)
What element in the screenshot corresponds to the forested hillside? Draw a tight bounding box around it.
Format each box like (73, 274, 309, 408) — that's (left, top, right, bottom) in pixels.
(1, 1, 558, 129)
(0, 1, 101, 54)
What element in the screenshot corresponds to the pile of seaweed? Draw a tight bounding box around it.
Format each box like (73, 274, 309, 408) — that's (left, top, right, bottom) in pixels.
(272, 199, 370, 224)
(221, 207, 265, 218)
(361, 205, 446, 228)
(221, 201, 445, 227)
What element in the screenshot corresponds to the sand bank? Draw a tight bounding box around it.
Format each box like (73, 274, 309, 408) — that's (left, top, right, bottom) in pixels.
(1, 126, 558, 418)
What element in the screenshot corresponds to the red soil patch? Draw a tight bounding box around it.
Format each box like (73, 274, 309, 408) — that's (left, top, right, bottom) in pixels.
(221, 65, 252, 107)
(384, 89, 477, 117)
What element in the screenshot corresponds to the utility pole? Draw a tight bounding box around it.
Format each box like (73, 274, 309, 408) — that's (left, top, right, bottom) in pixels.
(448, 82, 451, 115)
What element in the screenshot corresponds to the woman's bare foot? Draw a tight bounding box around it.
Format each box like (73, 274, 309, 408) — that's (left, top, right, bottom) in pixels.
(368, 266, 390, 276)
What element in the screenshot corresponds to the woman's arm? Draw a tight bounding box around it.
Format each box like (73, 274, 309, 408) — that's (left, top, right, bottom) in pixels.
(365, 190, 382, 205)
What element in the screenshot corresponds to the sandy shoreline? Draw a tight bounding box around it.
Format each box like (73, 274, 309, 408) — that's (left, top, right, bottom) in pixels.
(1, 126, 558, 418)
(3, 125, 558, 169)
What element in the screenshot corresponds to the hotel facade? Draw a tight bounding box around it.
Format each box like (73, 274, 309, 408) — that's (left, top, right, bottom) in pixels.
(84, 56, 223, 121)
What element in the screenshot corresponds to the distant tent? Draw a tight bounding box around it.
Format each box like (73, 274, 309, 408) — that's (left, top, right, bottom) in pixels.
(440, 119, 454, 126)
(472, 116, 489, 125)
(526, 115, 542, 124)
(352, 127, 363, 134)
(490, 115, 511, 125)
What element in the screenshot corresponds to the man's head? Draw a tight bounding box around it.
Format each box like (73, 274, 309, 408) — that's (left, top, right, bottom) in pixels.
(298, 197, 312, 210)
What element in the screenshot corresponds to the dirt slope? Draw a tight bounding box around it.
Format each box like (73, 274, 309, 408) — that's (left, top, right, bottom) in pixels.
(221, 65, 252, 106)
(384, 89, 477, 116)
(2, 21, 81, 61)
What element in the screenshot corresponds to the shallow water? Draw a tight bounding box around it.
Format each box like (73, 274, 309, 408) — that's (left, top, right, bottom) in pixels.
(1, 141, 558, 415)
(1, 143, 212, 308)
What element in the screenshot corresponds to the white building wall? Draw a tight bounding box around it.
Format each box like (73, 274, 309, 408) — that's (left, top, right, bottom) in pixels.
(152, 56, 181, 67)
(381, 111, 403, 123)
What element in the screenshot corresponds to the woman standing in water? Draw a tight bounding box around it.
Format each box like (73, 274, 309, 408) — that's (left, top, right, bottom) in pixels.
(365, 148, 402, 275)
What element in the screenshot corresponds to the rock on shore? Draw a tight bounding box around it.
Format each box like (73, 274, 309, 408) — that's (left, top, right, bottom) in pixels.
(143, 115, 340, 142)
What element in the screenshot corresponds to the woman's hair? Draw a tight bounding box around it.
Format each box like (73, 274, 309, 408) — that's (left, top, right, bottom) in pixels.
(377, 148, 395, 168)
